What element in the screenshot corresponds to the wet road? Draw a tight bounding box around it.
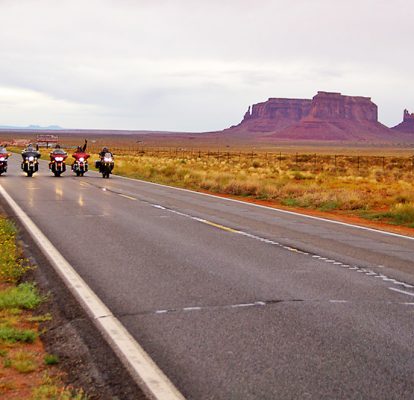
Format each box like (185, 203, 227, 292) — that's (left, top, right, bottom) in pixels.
(1, 156, 414, 399)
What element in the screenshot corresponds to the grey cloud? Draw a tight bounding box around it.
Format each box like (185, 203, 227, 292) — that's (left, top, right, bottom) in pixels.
(0, 0, 413, 130)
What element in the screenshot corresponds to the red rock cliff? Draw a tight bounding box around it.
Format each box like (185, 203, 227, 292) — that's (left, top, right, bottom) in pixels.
(238, 98, 312, 131)
(307, 91, 378, 122)
(227, 91, 394, 141)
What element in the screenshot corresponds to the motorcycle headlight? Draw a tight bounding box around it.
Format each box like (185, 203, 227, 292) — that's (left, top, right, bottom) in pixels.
(28, 156, 34, 161)
(55, 157, 64, 162)
(79, 157, 85, 162)
(104, 157, 113, 162)
(0, 157, 5, 161)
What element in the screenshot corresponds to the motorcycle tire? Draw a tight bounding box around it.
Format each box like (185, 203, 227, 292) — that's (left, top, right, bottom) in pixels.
(27, 171, 33, 177)
(54, 171, 61, 177)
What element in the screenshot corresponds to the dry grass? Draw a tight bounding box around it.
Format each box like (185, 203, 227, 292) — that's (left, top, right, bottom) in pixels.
(100, 149, 414, 227)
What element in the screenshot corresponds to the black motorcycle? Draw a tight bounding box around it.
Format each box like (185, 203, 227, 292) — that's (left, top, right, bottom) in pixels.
(96, 153, 114, 179)
(21, 152, 39, 177)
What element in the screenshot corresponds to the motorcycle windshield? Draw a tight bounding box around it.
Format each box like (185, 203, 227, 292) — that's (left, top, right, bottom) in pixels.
(73, 152, 89, 160)
(51, 149, 67, 155)
(23, 151, 39, 158)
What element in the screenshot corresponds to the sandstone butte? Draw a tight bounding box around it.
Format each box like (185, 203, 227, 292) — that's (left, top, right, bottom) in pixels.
(222, 91, 413, 142)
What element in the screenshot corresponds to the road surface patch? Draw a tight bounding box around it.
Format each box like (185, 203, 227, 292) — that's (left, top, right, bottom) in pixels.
(148, 201, 414, 298)
(0, 184, 186, 400)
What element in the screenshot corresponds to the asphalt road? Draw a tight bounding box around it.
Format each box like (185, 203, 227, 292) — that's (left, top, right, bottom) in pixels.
(1, 156, 414, 399)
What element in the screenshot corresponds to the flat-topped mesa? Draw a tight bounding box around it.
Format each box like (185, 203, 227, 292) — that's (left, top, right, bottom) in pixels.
(392, 109, 414, 133)
(223, 91, 396, 141)
(235, 91, 380, 134)
(307, 91, 378, 122)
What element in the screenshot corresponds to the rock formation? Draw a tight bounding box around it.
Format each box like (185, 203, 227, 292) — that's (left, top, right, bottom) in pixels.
(240, 98, 312, 131)
(391, 109, 414, 133)
(226, 91, 393, 141)
(306, 92, 378, 122)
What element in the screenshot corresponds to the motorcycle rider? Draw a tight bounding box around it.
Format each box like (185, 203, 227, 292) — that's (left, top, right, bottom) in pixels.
(99, 146, 113, 158)
(74, 139, 88, 155)
(50, 144, 67, 160)
(71, 139, 88, 167)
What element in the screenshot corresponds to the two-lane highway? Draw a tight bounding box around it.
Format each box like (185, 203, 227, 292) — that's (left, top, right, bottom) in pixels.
(1, 156, 414, 399)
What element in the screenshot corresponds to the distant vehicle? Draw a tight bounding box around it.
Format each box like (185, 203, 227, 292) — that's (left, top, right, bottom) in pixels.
(96, 152, 114, 178)
(71, 151, 90, 177)
(49, 148, 68, 177)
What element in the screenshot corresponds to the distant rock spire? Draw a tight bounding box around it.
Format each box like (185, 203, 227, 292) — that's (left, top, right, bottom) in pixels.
(242, 106, 252, 121)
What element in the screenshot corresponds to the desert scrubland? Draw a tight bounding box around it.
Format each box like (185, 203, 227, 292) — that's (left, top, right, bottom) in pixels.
(84, 145, 414, 229)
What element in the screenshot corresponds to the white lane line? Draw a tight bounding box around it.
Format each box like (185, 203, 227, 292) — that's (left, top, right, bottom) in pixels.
(0, 184, 185, 400)
(152, 204, 166, 210)
(151, 202, 414, 293)
(388, 287, 414, 297)
(231, 303, 256, 308)
(113, 174, 414, 241)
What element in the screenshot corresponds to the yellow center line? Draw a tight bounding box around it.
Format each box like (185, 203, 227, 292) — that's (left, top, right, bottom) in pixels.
(119, 194, 137, 201)
(202, 220, 239, 233)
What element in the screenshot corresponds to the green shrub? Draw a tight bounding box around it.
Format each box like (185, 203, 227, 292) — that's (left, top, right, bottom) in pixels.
(0, 283, 43, 310)
(44, 354, 59, 365)
(0, 325, 37, 343)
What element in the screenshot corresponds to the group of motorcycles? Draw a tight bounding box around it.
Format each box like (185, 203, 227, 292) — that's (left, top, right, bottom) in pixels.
(0, 148, 114, 178)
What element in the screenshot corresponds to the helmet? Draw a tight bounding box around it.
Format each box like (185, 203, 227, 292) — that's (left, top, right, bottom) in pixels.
(76, 146, 82, 152)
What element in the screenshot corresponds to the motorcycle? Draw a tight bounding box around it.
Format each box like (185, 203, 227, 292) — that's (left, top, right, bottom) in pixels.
(21, 152, 39, 177)
(0, 151, 10, 176)
(49, 149, 68, 177)
(71, 152, 90, 176)
(96, 152, 114, 178)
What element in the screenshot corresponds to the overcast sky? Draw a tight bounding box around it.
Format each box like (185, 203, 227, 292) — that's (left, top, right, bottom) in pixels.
(0, 0, 413, 131)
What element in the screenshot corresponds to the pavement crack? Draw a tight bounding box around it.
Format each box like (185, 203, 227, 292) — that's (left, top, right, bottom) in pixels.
(117, 299, 305, 317)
